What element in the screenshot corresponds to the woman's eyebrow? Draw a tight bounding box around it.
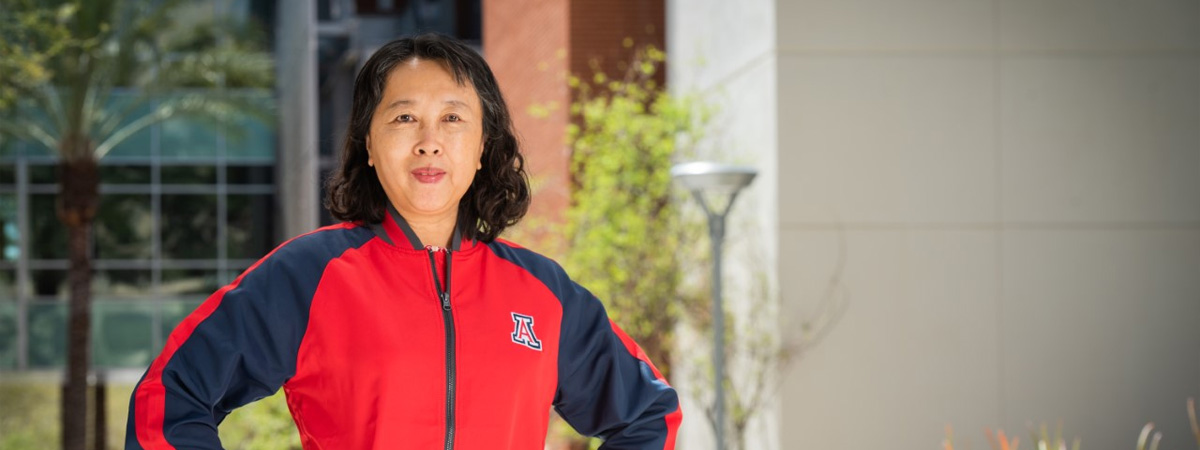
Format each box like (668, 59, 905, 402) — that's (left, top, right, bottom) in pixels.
(381, 99, 470, 111)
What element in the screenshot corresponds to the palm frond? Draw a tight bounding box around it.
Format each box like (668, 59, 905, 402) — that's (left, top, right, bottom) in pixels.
(93, 90, 273, 159)
(0, 115, 59, 152)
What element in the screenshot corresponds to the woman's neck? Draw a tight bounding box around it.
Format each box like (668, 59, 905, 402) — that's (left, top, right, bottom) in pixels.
(404, 213, 458, 249)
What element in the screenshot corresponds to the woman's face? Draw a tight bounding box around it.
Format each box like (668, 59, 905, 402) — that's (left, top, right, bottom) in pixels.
(366, 58, 484, 223)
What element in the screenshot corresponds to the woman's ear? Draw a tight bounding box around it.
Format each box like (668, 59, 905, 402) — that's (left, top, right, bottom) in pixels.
(366, 135, 374, 167)
(477, 140, 484, 170)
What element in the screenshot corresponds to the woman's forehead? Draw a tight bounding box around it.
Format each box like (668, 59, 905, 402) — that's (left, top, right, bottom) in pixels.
(382, 59, 478, 101)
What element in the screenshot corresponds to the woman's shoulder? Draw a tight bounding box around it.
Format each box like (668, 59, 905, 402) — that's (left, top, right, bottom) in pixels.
(483, 238, 569, 278)
(259, 222, 377, 267)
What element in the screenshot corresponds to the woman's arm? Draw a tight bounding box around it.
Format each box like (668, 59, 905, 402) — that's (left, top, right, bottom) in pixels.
(554, 281, 682, 450)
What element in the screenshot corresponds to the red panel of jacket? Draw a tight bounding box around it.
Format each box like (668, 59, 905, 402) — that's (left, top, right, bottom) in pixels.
(285, 238, 564, 448)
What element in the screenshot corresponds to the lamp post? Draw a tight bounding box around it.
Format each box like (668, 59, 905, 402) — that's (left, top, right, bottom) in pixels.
(670, 161, 757, 450)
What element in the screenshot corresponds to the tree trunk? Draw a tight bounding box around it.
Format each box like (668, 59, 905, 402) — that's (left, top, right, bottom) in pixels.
(94, 374, 107, 450)
(58, 152, 98, 450)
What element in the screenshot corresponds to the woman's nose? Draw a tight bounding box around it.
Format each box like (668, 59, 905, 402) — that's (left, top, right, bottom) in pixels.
(415, 126, 441, 155)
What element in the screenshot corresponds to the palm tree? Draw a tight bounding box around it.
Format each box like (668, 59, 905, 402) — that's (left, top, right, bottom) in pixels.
(0, 0, 273, 448)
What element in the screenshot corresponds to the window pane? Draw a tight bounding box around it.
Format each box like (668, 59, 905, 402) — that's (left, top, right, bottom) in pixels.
(27, 302, 65, 368)
(161, 117, 218, 160)
(30, 164, 55, 184)
(162, 194, 218, 259)
(0, 139, 14, 158)
(227, 165, 274, 185)
(107, 127, 154, 158)
(161, 165, 217, 184)
(0, 302, 15, 369)
(99, 165, 151, 184)
(227, 194, 274, 259)
(0, 194, 18, 263)
(107, 94, 156, 158)
(30, 270, 67, 299)
(162, 269, 219, 296)
(31, 194, 67, 259)
(226, 96, 276, 161)
(226, 116, 275, 161)
(0, 270, 14, 300)
(96, 194, 152, 260)
(94, 270, 152, 298)
(0, 163, 14, 185)
(94, 302, 154, 368)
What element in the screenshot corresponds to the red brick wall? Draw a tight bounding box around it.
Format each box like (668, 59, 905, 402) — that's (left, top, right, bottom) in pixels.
(483, 0, 665, 250)
(483, 0, 572, 237)
(569, 0, 666, 84)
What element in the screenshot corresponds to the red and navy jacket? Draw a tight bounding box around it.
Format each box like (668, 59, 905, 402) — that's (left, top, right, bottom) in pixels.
(126, 209, 681, 449)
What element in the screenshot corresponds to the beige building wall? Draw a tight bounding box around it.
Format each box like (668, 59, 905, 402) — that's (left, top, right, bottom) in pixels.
(673, 1, 1200, 449)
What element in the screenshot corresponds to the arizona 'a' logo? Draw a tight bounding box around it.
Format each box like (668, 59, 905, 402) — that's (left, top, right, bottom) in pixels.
(510, 312, 542, 351)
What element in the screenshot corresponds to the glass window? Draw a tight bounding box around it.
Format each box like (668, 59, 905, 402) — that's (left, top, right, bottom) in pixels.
(227, 194, 274, 260)
(162, 269, 220, 296)
(0, 302, 15, 369)
(29, 270, 67, 299)
(93, 302, 154, 368)
(94, 270, 153, 298)
(96, 194, 153, 260)
(27, 302, 65, 368)
(0, 139, 14, 158)
(0, 163, 14, 185)
(105, 94, 157, 158)
(227, 165, 274, 185)
(29, 165, 56, 184)
(162, 194, 218, 259)
(0, 270, 15, 300)
(0, 194, 18, 263)
(99, 165, 152, 184)
(161, 165, 218, 185)
(30, 194, 67, 260)
(226, 116, 275, 161)
(161, 117, 219, 160)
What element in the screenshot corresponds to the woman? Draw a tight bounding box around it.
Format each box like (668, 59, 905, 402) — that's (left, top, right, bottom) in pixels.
(126, 34, 680, 449)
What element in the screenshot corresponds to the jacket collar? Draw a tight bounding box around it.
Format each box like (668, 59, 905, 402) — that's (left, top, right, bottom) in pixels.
(370, 204, 464, 251)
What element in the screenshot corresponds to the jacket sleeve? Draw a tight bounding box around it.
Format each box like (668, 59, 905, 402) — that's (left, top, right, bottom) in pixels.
(553, 280, 682, 450)
(125, 231, 339, 449)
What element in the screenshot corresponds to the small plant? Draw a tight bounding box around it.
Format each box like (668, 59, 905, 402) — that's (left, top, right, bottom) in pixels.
(942, 422, 1079, 450)
(1188, 397, 1199, 449)
(945, 398, 1200, 450)
(1136, 423, 1161, 450)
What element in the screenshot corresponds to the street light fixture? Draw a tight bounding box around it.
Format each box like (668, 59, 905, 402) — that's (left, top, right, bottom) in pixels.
(670, 161, 757, 450)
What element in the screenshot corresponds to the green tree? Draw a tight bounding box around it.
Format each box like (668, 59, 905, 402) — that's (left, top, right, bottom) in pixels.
(0, 1, 273, 448)
(563, 45, 706, 381)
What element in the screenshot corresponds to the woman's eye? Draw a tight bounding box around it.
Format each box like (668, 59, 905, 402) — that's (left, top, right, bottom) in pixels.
(446, 114, 460, 122)
(397, 114, 413, 122)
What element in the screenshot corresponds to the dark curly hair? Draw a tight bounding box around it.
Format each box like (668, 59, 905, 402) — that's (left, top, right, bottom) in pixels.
(324, 33, 530, 242)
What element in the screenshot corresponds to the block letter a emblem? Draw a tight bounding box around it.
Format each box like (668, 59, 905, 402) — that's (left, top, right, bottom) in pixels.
(510, 312, 542, 351)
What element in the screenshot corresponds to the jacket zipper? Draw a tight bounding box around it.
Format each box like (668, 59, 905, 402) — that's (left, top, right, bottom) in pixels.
(428, 247, 455, 450)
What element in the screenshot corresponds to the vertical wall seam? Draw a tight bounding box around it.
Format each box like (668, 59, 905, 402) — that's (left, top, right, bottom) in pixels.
(993, 0, 1007, 430)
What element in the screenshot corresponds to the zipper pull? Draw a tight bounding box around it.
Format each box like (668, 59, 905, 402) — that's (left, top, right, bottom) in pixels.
(441, 292, 451, 310)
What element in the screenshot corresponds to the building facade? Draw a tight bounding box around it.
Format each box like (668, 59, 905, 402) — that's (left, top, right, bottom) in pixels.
(0, 0, 483, 377)
(669, 0, 1200, 449)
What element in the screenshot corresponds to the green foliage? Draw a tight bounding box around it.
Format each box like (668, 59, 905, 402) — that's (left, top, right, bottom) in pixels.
(0, 0, 77, 111)
(0, 0, 275, 160)
(562, 45, 707, 378)
(0, 382, 300, 449)
(217, 390, 302, 450)
(0, 381, 60, 449)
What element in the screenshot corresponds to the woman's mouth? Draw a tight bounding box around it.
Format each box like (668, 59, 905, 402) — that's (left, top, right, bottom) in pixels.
(412, 167, 446, 184)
